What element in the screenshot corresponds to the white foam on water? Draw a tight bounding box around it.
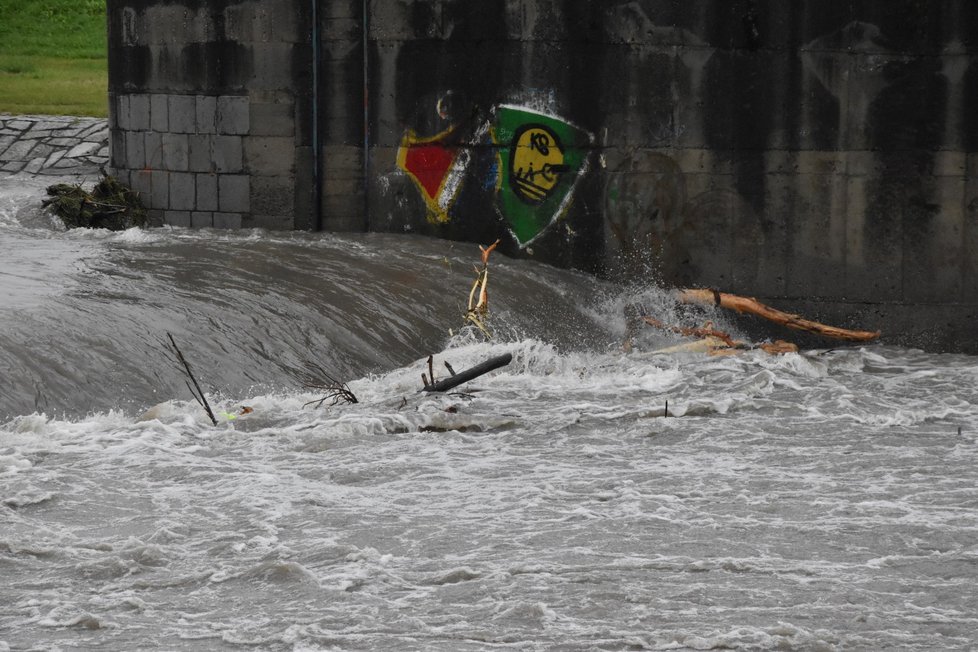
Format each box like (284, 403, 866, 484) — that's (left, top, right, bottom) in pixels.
(4, 339, 977, 649)
(3, 179, 978, 648)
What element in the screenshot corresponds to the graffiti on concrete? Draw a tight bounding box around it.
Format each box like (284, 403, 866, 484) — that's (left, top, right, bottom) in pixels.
(396, 125, 471, 224)
(491, 104, 592, 247)
(395, 100, 592, 245)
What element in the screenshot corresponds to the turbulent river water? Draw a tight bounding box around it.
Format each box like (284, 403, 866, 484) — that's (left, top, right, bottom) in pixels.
(2, 176, 977, 651)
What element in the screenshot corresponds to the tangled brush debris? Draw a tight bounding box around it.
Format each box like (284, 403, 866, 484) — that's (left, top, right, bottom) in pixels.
(44, 173, 146, 230)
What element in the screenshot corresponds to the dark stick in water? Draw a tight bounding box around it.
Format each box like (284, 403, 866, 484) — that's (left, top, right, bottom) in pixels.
(166, 332, 218, 426)
(422, 353, 513, 393)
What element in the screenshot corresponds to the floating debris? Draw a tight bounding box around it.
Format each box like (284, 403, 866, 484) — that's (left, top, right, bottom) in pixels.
(43, 173, 146, 230)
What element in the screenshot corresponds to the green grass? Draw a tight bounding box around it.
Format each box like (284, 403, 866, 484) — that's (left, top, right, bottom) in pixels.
(0, 0, 108, 117)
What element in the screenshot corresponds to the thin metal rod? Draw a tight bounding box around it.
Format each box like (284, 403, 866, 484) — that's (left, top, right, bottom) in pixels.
(311, 0, 323, 231)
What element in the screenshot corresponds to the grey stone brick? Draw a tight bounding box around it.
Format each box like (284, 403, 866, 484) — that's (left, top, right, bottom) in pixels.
(117, 95, 131, 130)
(44, 150, 66, 168)
(125, 131, 145, 169)
(322, 144, 363, 173)
(168, 95, 197, 134)
(217, 96, 249, 135)
(196, 95, 217, 134)
(144, 131, 164, 168)
(51, 125, 83, 138)
(110, 130, 126, 168)
(24, 157, 45, 174)
(150, 94, 168, 132)
(213, 212, 242, 229)
(250, 175, 294, 216)
(130, 95, 151, 131)
(219, 174, 250, 212)
(80, 121, 106, 138)
(67, 141, 100, 158)
(165, 210, 192, 227)
(107, 92, 117, 130)
(161, 133, 189, 171)
(249, 102, 294, 137)
(212, 135, 243, 172)
(27, 120, 67, 131)
(169, 173, 196, 210)
(151, 170, 169, 209)
(244, 136, 294, 174)
(191, 211, 213, 228)
(130, 170, 152, 202)
(188, 134, 213, 172)
(196, 173, 218, 211)
(0, 139, 37, 161)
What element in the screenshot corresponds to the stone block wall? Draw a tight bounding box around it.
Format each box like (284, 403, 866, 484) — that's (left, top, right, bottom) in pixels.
(106, 0, 313, 230)
(112, 92, 251, 227)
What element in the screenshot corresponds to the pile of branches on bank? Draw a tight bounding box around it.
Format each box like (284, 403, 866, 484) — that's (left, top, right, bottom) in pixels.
(44, 173, 146, 230)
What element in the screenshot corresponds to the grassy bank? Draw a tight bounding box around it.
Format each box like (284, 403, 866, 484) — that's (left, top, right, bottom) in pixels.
(0, 0, 108, 117)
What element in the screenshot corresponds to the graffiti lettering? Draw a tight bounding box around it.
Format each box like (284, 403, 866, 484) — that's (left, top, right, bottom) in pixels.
(510, 125, 566, 205)
(528, 131, 551, 155)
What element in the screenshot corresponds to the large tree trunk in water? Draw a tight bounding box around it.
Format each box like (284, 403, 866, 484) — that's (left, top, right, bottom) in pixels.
(676, 289, 881, 343)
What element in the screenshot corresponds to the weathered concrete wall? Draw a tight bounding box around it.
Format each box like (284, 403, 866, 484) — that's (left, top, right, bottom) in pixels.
(364, 0, 978, 351)
(106, 0, 315, 229)
(107, 0, 978, 351)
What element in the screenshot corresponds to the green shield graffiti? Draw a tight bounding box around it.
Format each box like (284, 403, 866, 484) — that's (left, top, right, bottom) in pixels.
(491, 105, 592, 246)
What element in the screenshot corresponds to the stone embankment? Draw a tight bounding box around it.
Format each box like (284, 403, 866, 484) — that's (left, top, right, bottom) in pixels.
(0, 114, 109, 181)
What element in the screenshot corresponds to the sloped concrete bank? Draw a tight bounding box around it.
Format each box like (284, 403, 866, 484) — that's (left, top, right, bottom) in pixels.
(0, 114, 108, 181)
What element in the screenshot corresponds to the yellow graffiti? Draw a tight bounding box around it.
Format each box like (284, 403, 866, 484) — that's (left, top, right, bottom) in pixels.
(510, 126, 567, 205)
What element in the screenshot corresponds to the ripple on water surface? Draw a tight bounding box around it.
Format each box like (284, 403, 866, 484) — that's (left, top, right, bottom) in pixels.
(2, 180, 978, 650)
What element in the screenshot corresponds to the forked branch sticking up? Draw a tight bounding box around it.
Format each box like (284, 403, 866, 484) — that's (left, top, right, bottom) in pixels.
(165, 332, 218, 426)
(463, 239, 500, 338)
(298, 362, 358, 409)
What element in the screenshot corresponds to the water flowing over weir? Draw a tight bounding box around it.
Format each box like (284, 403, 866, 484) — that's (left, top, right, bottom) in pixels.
(4, 178, 978, 650)
(0, 178, 620, 419)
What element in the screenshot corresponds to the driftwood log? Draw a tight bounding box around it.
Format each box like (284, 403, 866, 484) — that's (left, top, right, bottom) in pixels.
(676, 288, 881, 342)
(422, 353, 513, 393)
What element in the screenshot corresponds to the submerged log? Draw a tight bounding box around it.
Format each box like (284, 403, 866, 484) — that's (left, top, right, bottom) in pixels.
(676, 289, 881, 342)
(422, 353, 513, 393)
